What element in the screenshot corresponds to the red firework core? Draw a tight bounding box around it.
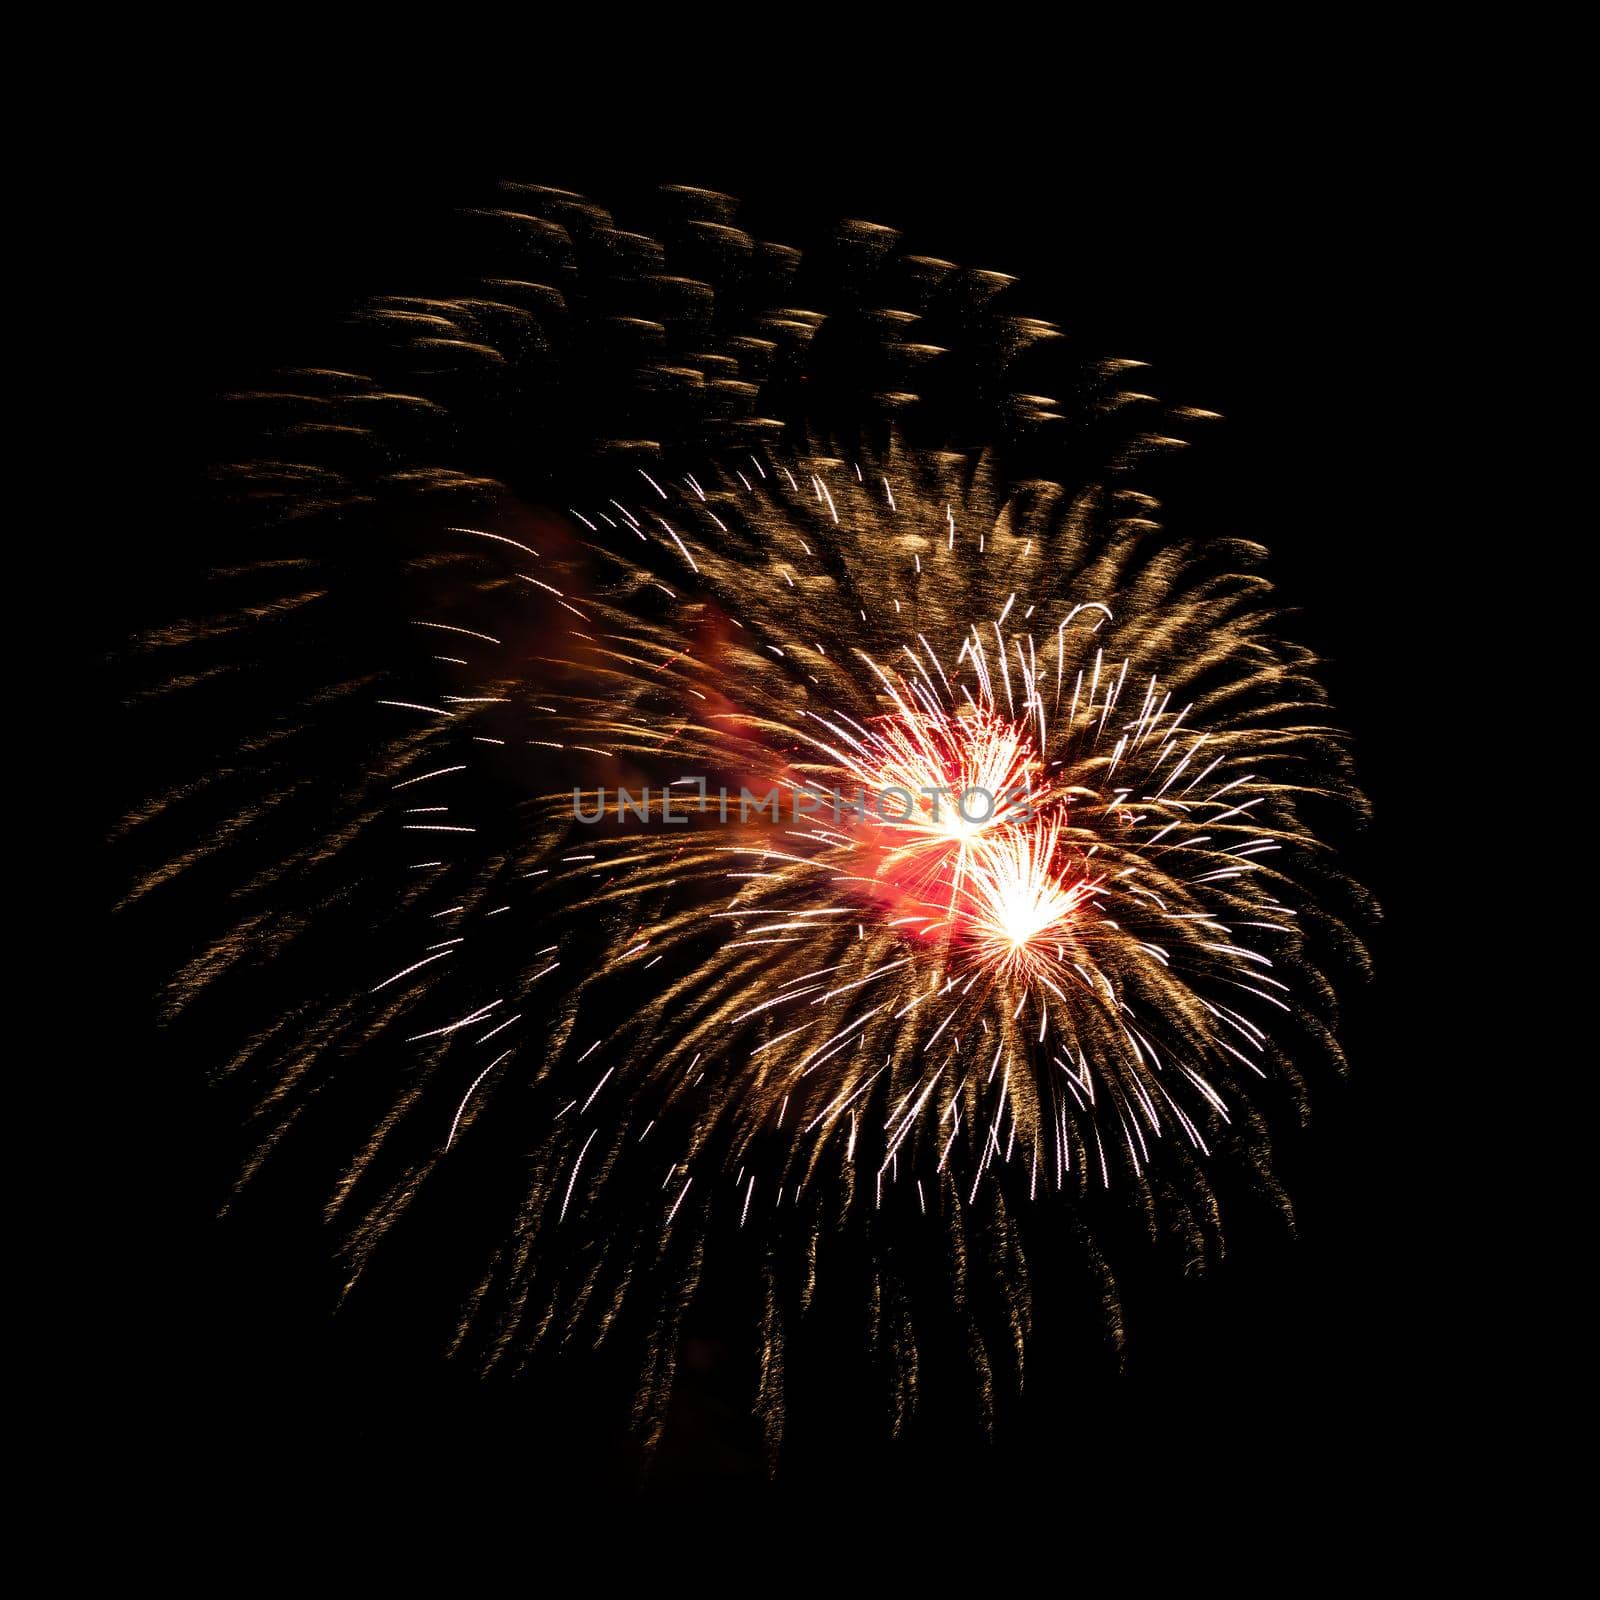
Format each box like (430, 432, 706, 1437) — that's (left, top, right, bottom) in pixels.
(816, 697, 1090, 977)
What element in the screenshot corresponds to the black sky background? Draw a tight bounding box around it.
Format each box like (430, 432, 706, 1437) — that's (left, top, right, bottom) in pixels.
(160, 108, 1452, 1511)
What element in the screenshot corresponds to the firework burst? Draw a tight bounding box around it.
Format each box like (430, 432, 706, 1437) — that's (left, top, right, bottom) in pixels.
(128, 180, 1369, 1463)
